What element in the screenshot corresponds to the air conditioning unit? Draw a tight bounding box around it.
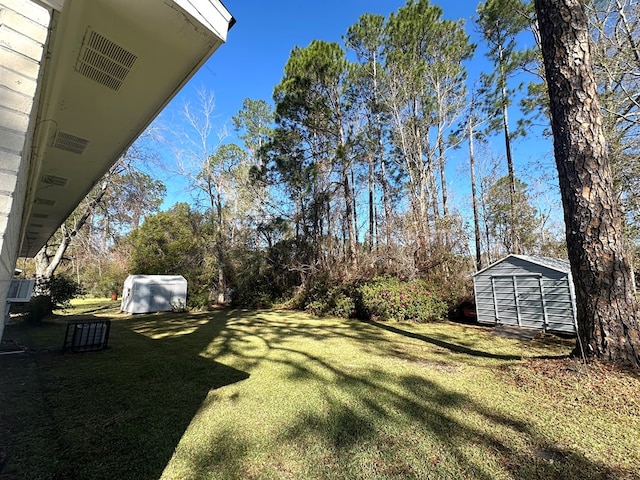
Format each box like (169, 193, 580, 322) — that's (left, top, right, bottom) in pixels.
(5, 279, 36, 324)
(7, 279, 35, 302)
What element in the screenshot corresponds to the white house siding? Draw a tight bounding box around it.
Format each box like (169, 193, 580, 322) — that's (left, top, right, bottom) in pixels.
(473, 255, 576, 334)
(0, 0, 50, 340)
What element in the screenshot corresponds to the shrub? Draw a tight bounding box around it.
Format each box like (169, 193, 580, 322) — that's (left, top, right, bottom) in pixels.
(357, 276, 447, 323)
(46, 275, 83, 309)
(170, 299, 188, 313)
(303, 286, 356, 318)
(230, 244, 302, 309)
(328, 290, 356, 318)
(26, 295, 54, 322)
(26, 275, 83, 322)
(232, 281, 278, 309)
(290, 275, 446, 323)
(286, 274, 329, 312)
(287, 274, 357, 318)
(186, 291, 210, 310)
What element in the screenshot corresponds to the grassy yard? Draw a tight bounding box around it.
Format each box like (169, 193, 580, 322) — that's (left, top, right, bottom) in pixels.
(0, 299, 638, 480)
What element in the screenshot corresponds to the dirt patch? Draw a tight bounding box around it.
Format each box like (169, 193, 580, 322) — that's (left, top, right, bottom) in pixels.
(491, 325, 545, 340)
(499, 357, 640, 416)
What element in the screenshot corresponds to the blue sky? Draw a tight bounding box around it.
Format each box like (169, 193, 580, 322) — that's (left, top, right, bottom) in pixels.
(181, 1, 489, 125)
(152, 0, 559, 225)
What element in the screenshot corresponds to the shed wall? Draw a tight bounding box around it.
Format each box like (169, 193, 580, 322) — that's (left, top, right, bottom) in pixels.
(473, 257, 575, 334)
(121, 275, 187, 314)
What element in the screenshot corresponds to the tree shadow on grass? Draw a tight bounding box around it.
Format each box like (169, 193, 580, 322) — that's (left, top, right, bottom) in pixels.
(177, 312, 638, 480)
(366, 319, 523, 360)
(4, 309, 637, 480)
(273, 360, 637, 480)
(0, 311, 249, 480)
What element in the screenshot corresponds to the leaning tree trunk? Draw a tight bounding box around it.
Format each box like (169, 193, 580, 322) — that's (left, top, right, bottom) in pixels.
(34, 180, 109, 282)
(535, 0, 640, 367)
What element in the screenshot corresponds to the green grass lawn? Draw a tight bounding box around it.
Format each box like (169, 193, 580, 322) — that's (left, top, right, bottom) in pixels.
(1, 299, 638, 480)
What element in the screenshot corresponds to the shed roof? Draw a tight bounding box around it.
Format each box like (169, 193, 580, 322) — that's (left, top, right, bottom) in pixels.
(124, 275, 187, 284)
(472, 254, 571, 277)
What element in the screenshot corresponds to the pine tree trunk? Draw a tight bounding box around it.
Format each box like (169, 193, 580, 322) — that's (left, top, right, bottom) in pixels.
(343, 164, 356, 268)
(339, 125, 357, 269)
(535, 0, 640, 367)
(438, 128, 449, 218)
(469, 119, 483, 271)
(215, 190, 226, 304)
(379, 157, 393, 260)
(368, 153, 375, 252)
(498, 46, 519, 255)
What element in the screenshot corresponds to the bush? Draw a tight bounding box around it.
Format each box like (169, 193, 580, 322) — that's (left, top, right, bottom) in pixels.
(287, 274, 356, 318)
(287, 274, 329, 311)
(26, 275, 83, 322)
(290, 275, 447, 323)
(357, 277, 447, 323)
(232, 281, 277, 309)
(26, 295, 54, 322)
(46, 275, 83, 309)
(304, 287, 356, 318)
(230, 242, 302, 309)
(170, 299, 188, 313)
(186, 291, 210, 310)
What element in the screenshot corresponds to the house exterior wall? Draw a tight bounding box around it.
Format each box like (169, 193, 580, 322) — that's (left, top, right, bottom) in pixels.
(0, 0, 50, 340)
(473, 256, 576, 334)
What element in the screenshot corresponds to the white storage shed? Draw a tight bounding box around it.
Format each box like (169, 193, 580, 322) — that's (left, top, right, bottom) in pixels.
(120, 275, 187, 314)
(472, 255, 577, 334)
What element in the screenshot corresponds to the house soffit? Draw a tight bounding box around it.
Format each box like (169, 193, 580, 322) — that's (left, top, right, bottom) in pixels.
(19, 0, 233, 257)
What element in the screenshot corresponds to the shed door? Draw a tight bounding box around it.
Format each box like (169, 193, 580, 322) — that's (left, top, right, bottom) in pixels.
(493, 277, 518, 325)
(515, 276, 545, 329)
(493, 275, 545, 329)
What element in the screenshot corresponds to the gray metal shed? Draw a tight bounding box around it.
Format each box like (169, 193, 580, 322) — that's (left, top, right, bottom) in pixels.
(472, 255, 577, 334)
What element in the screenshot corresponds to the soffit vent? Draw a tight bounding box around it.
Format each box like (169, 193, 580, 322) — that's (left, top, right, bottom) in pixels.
(52, 131, 90, 154)
(30, 223, 43, 228)
(33, 213, 49, 219)
(76, 29, 137, 92)
(35, 198, 56, 206)
(42, 174, 69, 187)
